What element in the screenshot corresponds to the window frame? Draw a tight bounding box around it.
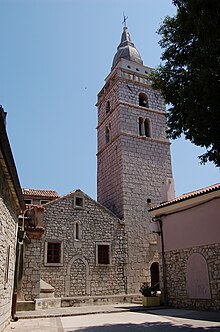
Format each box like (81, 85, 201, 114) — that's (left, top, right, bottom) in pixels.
(24, 199, 33, 205)
(74, 195, 85, 209)
(40, 200, 50, 205)
(96, 243, 111, 266)
(138, 117, 151, 138)
(44, 240, 63, 266)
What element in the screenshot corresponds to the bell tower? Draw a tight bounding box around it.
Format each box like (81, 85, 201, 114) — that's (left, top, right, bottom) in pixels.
(96, 26, 174, 293)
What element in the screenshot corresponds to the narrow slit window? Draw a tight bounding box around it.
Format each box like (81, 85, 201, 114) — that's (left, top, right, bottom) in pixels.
(106, 101, 110, 114)
(106, 126, 110, 144)
(138, 117, 144, 136)
(75, 222, 79, 240)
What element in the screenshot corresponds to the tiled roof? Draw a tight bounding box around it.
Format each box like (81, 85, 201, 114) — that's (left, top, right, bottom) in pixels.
(22, 188, 60, 198)
(149, 182, 220, 211)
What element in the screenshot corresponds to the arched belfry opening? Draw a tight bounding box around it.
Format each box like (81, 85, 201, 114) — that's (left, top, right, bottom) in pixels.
(138, 117, 144, 136)
(138, 117, 151, 137)
(139, 93, 148, 108)
(106, 100, 110, 114)
(144, 119, 151, 137)
(150, 262, 160, 291)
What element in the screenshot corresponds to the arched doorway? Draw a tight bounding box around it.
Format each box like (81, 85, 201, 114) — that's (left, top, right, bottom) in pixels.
(150, 262, 160, 291)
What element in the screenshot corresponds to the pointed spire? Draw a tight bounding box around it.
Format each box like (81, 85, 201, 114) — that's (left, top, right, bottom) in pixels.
(112, 26, 143, 69)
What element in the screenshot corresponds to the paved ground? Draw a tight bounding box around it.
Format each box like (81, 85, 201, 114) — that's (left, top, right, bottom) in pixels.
(5, 304, 220, 332)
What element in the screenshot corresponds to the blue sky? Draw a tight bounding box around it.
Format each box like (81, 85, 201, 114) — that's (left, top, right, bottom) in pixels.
(0, 0, 219, 199)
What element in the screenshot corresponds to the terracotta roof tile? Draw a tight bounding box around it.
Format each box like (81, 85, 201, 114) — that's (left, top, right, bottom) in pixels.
(22, 188, 60, 198)
(150, 182, 220, 211)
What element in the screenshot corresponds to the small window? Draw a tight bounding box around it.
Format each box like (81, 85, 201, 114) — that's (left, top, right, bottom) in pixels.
(138, 117, 144, 136)
(76, 197, 83, 207)
(24, 199, 32, 205)
(75, 222, 79, 240)
(40, 200, 49, 205)
(47, 242, 61, 263)
(97, 244, 110, 265)
(44, 241, 63, 266)
(106, 100, 110, 114)
(105, 125, 111, 144)
(74, 195, 84, 209)
(139, 93, 148, 108)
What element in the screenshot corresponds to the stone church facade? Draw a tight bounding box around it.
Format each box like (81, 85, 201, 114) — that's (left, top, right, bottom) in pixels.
(21, 190, 125, 301)
(42, 191, 125, 297)
(20, 26, 174, 302)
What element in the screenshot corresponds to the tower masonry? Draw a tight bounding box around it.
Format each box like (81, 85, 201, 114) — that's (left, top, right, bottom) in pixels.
(97, 26, 175, 293)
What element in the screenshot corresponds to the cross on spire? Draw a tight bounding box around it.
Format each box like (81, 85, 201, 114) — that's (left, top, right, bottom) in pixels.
(122, 12, 128, 27)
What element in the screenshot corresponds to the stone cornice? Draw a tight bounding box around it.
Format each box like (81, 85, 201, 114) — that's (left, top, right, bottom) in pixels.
(97, 133, 170, 156)
(97, 71, 152, 106)
(96, 101, 165, 130)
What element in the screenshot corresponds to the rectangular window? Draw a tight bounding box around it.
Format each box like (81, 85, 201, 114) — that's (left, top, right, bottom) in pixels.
(97, 244, 110, 264)
(47, 242, 61, 263)
(74, 195, 85, 209)
(24, 199, 32, 204)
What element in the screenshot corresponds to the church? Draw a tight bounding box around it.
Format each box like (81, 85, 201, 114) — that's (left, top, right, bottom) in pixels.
(19, 25, 174, 305)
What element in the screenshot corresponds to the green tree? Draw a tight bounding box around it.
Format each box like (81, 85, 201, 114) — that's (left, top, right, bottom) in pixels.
(152, 0, 220, 166)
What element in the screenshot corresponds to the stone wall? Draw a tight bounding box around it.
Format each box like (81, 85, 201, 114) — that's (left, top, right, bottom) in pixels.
(39, 191, 126, 297)
(0, 164, 18, 332)
(22, 235, 42, 301)
(162, 244, 220, 311)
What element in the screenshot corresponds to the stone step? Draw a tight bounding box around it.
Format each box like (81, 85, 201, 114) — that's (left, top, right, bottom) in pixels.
(17, 301, 35, 311)
(132, 296, 142, 304)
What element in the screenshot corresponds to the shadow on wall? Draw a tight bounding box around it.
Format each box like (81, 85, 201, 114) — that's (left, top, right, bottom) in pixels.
(66, 322, 220, 332)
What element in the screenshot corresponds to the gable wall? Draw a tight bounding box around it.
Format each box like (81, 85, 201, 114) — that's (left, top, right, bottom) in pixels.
(39, 194, 126, 297)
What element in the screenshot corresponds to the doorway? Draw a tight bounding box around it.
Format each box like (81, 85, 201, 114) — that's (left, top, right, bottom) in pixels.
(150, 262, 160, 291)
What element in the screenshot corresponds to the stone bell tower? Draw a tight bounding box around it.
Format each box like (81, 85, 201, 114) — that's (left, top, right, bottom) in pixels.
(96, 26, 174, 293)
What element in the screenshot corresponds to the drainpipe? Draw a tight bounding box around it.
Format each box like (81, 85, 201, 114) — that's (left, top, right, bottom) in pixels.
(11, 213, 26, 321)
